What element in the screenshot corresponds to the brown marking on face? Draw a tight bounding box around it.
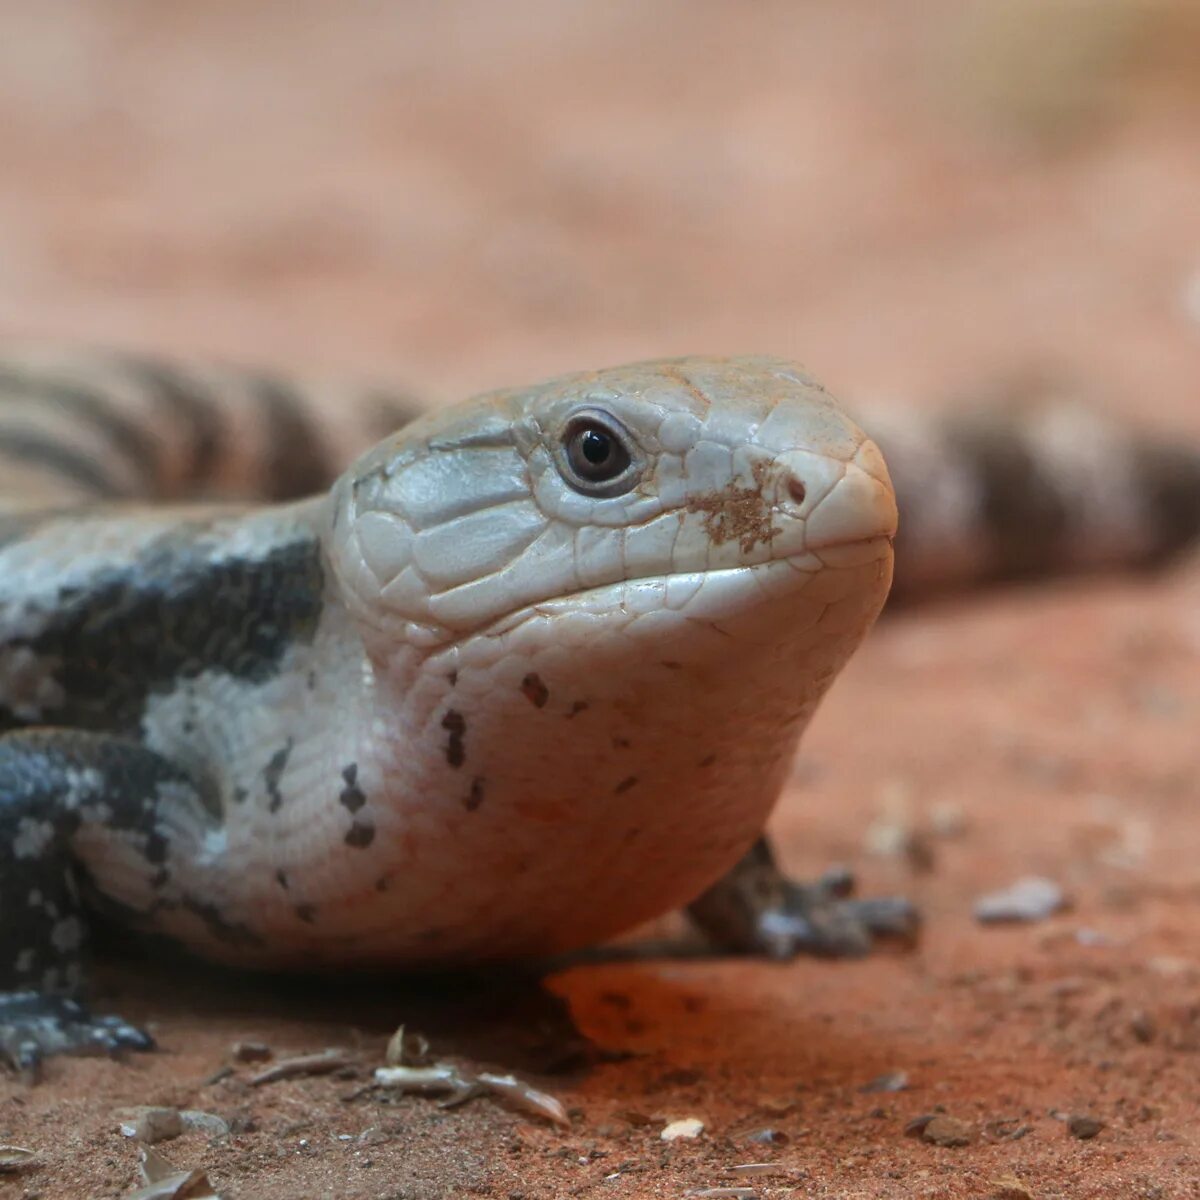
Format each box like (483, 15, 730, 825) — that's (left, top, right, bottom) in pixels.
(685, 459, 780, 553)
(520, 672, 549, 708)
(614, 775, 639, 794)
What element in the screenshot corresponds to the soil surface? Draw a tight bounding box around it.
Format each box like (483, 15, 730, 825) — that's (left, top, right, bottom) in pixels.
(0, 4, 1198, 1198)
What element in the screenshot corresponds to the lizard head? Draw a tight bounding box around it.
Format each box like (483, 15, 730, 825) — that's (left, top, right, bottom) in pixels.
(325, 357, 897, 960)
(332, 355, 896, 644)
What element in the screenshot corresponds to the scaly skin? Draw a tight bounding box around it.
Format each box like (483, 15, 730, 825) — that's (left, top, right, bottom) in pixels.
(0, 354, 904, 1069)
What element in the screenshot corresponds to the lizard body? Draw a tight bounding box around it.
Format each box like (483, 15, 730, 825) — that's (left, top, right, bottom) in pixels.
(0, 347, 1197, 1069)
(0, 351, 907, 1067)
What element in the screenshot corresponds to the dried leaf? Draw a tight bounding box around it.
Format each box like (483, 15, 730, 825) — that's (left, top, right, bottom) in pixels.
(128, 1169, 221, 1200)
(374, 1063, 473, 1098)
(0, 1145, 37, 1171)
(383, 1024, 430, 1067)
(249, 1048, 355, 1085)
(478, 1072, 571, 1128)
(132, 1148, 222, 1199)
(661, 1117, 705, 1141)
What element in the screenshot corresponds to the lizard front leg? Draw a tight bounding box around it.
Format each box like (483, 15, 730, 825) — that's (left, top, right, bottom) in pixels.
(687, 837, 920, 960)
(0, 730, 212, 1072)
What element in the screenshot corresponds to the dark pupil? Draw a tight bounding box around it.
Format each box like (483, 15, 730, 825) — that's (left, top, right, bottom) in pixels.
(581, 429, 611, 466)
(564, 418, 633, 490)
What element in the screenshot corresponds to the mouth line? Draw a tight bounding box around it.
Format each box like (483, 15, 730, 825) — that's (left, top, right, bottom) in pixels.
(462, 534, 894, 642)
(806, 532, 895, 554)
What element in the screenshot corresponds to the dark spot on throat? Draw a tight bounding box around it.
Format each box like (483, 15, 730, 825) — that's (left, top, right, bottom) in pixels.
(520, 673, 549, 708)
(264, 739, 294, 814)
(345, 821, 376, 849)
(441, 709, 466, 768)
(566, 701, 589, 719)
(464, 777, 485, 812)
(339, 762, 367, 814)
(614, 776, 639, 794)
(294, 904, 317, 924)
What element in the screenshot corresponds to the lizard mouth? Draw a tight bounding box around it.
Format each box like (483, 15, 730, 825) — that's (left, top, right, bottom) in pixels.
(473, 536, 894, 640)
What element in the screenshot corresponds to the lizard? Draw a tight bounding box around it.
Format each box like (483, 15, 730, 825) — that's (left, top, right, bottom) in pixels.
(0, 345, 1196, 1073)
(0, 348, 914, 1072)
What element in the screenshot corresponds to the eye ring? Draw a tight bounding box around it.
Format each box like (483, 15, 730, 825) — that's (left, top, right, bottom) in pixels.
(555, 410, 642, 497)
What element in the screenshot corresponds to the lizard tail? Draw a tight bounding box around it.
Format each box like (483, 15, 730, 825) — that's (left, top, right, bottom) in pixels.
(863, 377, 1200, 602)
(0, 343, 418, 507)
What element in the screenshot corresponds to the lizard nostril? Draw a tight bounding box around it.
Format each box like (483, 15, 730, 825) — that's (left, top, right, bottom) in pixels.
(787, 476, 807, 506)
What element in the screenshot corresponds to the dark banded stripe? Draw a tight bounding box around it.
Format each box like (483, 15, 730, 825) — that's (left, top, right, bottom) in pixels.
(116, 356, 225, 493)
(0, 431, 127, 498)
(1133, 440, 1200, 566)
(0, 366, 161, 489)
(1, 534, 325, 734)
(253, 376, 335, 500)
(944, 422, 1068, 581)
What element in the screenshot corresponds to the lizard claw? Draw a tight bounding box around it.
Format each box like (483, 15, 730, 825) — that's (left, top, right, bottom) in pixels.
(756, 873, 921, 959)
(0, 992, 154, 1078)
(688, 842, 922, 961)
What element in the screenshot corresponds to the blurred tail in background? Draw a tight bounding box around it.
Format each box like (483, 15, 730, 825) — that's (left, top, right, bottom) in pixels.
(863, 373, 1200, 602)
(0, 344, 1197, 603)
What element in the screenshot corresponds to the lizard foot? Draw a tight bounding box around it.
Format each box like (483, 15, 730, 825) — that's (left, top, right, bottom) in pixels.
(687, 840, 921, 960)
(0, 992, 154, 1077)
(748, 865, 920, 960)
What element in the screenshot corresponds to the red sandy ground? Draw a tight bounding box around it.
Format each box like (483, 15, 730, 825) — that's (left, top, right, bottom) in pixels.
(0, 4, 1198, 1197)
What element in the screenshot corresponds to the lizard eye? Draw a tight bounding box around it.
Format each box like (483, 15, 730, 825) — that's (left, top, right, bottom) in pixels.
(557, 411, 640, 496)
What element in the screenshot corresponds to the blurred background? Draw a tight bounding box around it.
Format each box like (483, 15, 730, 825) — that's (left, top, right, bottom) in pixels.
(1, 0, 1198, 427)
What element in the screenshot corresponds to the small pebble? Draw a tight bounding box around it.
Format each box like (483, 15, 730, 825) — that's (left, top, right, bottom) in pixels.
(859, 1070, 909, 1094)
(118, 1108, 184, 1145)
(974, 876, 1067, 924)
(231, 1041, 273, 1064)
(180, 1111, 231, 1139)
(661, 1118, 705, 1142)
(1129, 1011, 1156, 1044)
(1067, 1114, 1105, 1140)
(921, 1115, 975, 1148)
